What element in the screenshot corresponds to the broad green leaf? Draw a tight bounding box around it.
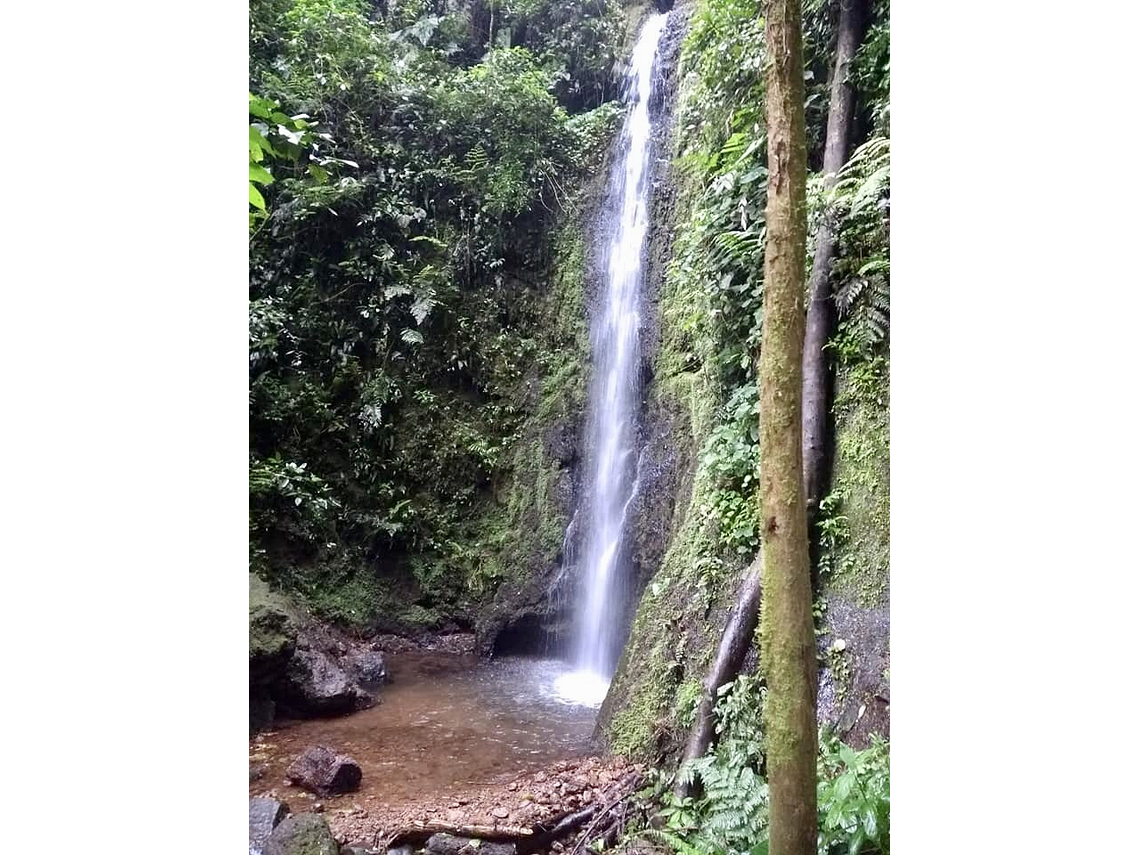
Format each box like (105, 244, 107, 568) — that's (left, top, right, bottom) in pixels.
(249, 163, 274, 186)
(249, 183, 266, 211)
(248, 93, 272, 119)
(249, 125, 277, 162)
(839, 744, 858, 769)
(863, 807, 878, 838)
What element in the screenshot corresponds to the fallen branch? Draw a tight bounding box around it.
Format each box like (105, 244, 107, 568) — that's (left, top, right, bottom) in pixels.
(674, 559, 762, 800)
(568, 774, 644, 855)
(384, 822, 535, 849)
(382, 771, 645, 854)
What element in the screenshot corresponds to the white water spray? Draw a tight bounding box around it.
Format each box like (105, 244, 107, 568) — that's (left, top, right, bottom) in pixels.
(554, 13, 669, 708)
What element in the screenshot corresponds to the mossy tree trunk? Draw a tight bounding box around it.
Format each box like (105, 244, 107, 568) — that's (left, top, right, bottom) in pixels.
(759, 2, 817, 854)
(801, 0, 869, 525)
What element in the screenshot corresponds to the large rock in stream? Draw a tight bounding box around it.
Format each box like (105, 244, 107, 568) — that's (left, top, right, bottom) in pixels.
(286, 745, 362, 795)
(346, 646, 387, 685)
(249, 574, 387, 728)
(276, 644, 370, 717)
(264, 813, 339, 855)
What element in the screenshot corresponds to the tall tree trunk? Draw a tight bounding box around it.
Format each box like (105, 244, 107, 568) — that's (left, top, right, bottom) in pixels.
(759, 1, 816, 854)
(673, 560, 762, 800)
(802, 0, 869, 522)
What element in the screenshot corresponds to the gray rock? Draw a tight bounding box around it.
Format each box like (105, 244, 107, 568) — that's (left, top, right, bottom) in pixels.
(286, 745, 362, 795)
(348, 648, 387, 685)
(250, 797, 290, 855)
(265, 813, 339, 855)
(426, 835, 474, 855)
(279, 647, 367, 717)
(425, 835, 513, 855)
(386, 846, 415, 855)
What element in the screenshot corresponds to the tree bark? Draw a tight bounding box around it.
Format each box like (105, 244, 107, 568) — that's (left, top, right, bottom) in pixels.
(759, 2, 817, 855)
(673, 559, 762, 800)
(801, 0, 869, 522)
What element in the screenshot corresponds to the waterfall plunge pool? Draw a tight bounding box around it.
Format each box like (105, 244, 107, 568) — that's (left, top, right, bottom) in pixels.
(249, 653, 602, 813)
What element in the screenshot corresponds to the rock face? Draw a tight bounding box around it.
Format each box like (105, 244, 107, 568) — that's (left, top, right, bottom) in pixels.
(250, 797, 291, 855)
(264, 813, 339, 855)
(286, 745, 363, 795)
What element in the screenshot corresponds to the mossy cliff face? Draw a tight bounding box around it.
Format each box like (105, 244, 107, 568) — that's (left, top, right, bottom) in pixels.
(598, 0, 890, 757)
(815, 350, 890, 747)
(471, 225, 592, 653)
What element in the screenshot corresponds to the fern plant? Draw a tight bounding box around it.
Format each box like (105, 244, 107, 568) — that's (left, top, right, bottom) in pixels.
(648, 675, 769, 855)
(827, 136, 890, 362)
(646, 677, 890, 855)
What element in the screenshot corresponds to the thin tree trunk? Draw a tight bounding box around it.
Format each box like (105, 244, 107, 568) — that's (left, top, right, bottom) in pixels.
(802, 0, 869, 522)
(759, 1, 817, 854)
(673, 560, 762, 800)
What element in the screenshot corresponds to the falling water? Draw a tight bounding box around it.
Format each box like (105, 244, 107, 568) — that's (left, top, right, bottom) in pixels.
(553, 13, 669, 708)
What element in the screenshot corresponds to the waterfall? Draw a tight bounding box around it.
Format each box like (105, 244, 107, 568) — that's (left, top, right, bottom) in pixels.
(554, 12, 669, 708)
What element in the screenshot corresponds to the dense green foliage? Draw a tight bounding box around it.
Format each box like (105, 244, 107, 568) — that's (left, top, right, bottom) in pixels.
(603, 0, 890, 803)
(645, 676, 890, 855)
(248, 0, 634, 626)
(248, 0, 891, 850)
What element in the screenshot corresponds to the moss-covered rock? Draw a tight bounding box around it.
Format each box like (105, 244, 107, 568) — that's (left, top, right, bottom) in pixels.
(250, 574, 297, 666)
(264, 813, 339, 855)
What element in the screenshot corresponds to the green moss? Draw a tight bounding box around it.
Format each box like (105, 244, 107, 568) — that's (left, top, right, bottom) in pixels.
(824, 353, 889, 607)
(447, 219, 591, 601)
(249, 575, 296, 661)
(674, 677, 704, 726)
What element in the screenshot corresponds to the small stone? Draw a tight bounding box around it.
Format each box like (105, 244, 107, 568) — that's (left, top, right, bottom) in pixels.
(507, 782, 518, 791)
(491, 807, 509, 820)
(313, 802, 324, 812)
(534, 772, 547, 783)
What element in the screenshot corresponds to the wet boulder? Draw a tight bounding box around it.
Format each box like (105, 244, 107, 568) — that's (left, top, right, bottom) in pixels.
(278, 646, 368, 717)
(250, 797, 290, 855)
(347, 647, 387, 685)
(265, 813, 339, 855)
(286, 745, 362, 795)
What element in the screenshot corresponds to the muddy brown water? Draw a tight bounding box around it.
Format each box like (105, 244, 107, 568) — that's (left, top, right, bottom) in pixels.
(249, 654, 600, 811)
